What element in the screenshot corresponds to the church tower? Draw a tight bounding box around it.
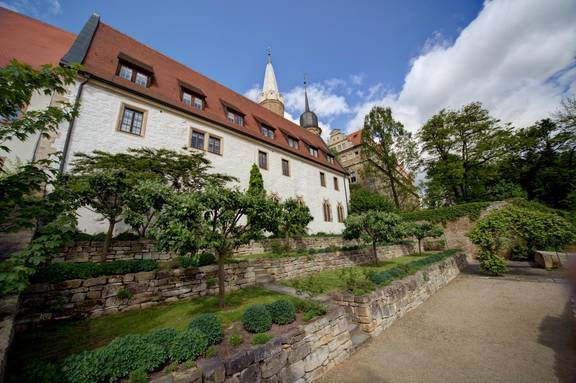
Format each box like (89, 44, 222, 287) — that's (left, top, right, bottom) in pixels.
(299, 78, 322, 136)
(258, 49, 284, 116)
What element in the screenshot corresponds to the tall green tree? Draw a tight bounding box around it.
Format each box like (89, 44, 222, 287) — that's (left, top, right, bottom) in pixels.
(361, 106, 418, 209)
(124, 180, 172, 238)
(419, 102, 513, 205)
(349, 184, 395, 214)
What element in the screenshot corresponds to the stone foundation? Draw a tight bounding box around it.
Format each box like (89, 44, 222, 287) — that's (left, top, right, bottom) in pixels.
(333, 252, 467, 335)
(150, 307, 353, 383)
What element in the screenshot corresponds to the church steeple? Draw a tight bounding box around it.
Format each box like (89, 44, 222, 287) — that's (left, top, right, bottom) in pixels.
(299, 76, 321, 136)
(258, 48, 284, 116)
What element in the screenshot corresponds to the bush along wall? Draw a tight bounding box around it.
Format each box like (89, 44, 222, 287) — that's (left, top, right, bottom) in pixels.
(401, 201, 491, 224)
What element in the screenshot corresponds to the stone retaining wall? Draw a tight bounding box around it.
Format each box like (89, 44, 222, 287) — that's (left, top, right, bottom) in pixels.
(334, 252, 467, 335)
(18, 262, 255, 325)
(252, 244, 415, 283)
(19, 244, 415, 325)
(52, 236, 362, 264)
(150, 306, 353, 383)
(0, 295, 18, 383)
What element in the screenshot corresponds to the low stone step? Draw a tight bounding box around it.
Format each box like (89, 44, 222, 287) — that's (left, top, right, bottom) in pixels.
(349, 327, 370, 350)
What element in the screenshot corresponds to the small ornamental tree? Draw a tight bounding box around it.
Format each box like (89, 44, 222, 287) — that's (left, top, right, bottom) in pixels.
(273, 198, 313, 248)
(70, 169, 130, 258)
(200, 186, 275, 307)
(124, 180, 172, 238)
(343, 211, 409, 257)
(349, 184, 395, 214)
(409, 222, 444, 255)
(247, 164, 265, 198)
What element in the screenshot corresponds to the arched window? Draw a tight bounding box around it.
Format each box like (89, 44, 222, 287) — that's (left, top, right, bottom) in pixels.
(323, 200, 332, 222)
(337, 203, 345, 223)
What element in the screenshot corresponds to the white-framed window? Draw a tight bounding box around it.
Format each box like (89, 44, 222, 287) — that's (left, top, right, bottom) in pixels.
(117, 63, 151, 87)
(227, 110, 244, 126)
(208, 136, 221, 154)
(191, 130, 205, 150)
(288, 136, 299, 149)
(190, 129, 222, 155)
(309, 146, 319, 157)
(260, 125, 275, 138)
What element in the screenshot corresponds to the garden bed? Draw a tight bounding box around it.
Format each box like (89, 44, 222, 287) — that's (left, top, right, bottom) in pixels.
(281, 250, 459, 296)
(9, 287, 327, 382)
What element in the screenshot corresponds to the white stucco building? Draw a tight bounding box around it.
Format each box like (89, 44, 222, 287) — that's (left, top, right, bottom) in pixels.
(0, 9, 350, 234)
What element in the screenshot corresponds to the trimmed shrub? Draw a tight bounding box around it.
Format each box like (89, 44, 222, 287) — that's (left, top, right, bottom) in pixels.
(294, 300, 327, 321)
(266, 300, 296, 325)
(32, 259, 159, 283)
(188, 313, 222, 345)
(252, 332, 274, 345)
(168, 328, 209, 362)
(99, 335, 166, 382)
(128, 368, 148, 383)
(242, 304, 272, 333)
(21, 361, 63, 383)
(228, 333, 243, 347)
(61, 351, 107, 383)
(147, 328, 178, 355)
(197, 252, 216, 266)
(114, 232, 141, 241)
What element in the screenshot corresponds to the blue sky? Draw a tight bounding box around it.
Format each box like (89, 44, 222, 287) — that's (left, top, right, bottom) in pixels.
(2, 0, 575, 138)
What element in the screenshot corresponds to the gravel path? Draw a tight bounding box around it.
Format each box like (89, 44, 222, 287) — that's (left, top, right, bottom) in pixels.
(319, 265, 576, 383)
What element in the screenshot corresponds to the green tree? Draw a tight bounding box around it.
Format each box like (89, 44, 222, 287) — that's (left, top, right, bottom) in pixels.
(199, 187, 275, 307)
(409, 222, 444, 255)
(124, 180, 172, 238)
(419, 102, 513, 205)
(0, 61, 80, 295)
(0, 60, 79, 166)
(349, 184, 395, 214)
(343, 211, 409, 258)
(272, 198, 313, 247)
(247, 163, 265, 197)
(361, 106, 418, 209)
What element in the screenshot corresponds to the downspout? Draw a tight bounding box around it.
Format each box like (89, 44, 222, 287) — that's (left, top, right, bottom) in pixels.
(59, 75, 89, 174)
(343, 175, 350, 213)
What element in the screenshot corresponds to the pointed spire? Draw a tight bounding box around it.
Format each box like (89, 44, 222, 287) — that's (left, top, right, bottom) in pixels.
(258, 48, 284, 116)
(304, 74, 310, 112)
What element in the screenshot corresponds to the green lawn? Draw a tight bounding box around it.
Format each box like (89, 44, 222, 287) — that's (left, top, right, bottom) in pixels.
(12, 287, 307, 366)
(281, 253, 434, 295)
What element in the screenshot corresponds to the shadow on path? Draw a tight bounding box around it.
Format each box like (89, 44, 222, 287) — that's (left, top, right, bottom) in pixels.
(538, 303, 576, 383)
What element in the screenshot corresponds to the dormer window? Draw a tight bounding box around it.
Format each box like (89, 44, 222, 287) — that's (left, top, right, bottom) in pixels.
(181, 88, 204, 110)
(227, 110, 244, 126)
(260, 124, 275, 139)
(117, 60, 152, 88)
(308, 146, 319, 157)
(327, 155, 335, 164)
(287, 136, 299, 149)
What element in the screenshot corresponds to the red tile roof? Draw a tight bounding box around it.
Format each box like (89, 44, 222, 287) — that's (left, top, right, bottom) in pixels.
(80, 22, 346, 174)
(0, 7, 75, 68)
(346, 129, 363, 147)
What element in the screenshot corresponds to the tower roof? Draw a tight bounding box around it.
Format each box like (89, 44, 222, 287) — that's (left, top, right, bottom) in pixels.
(299, 79, 319, 130)
(258, 49, 283, 104)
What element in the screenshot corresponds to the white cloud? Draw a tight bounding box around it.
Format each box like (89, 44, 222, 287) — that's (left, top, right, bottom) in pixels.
(0, 0, 62, 17)
(347, 0, 576, 133)
(283, 83, 350, 118)
(244, 83, 260, 101)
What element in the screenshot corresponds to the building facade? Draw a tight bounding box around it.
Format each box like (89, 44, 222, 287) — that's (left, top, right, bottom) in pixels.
(0, 9, 350, 234)
(328, 129, 419, 210)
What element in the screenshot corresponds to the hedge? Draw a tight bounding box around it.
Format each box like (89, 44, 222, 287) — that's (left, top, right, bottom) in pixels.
(242, 304, 272, 333)
(31, 259, 159, 283)
(401, 202, 490, 224)
(188, 313, 222, 345)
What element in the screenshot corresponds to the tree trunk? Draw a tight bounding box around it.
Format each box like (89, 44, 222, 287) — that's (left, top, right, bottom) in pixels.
(284, 230, 290, 251)
(217, 249, 226, 308)
(418, 239, 422, 255)
(372, 241, 377, 260)
(387, 169, 401, 209)
(102, 219, 115, 262)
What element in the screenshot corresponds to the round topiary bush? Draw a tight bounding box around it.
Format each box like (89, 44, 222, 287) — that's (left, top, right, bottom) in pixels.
(266, 300, 296, 325)
(147, 328, 178, 356)
(188, 313, 222, 345)
(168, 328, 209, 362)
(242, 304, 272, 333)
(99, 335, 166, 382)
